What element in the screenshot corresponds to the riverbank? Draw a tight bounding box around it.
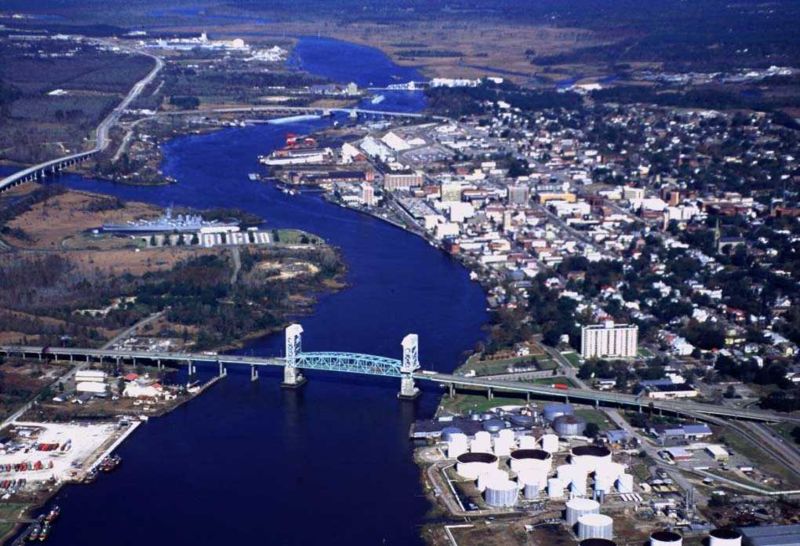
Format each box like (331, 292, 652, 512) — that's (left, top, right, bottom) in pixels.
(2, 35, 488, 546)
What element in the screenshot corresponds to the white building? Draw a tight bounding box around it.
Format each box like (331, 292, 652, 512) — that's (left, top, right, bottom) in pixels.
(581, 321, 638, 359)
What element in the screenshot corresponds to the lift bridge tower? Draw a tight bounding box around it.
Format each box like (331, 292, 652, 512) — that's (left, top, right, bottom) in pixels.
(282, 323, 306, 388)
(399, 333, 421, 399)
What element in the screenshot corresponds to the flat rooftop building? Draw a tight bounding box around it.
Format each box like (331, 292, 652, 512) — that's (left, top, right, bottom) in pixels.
(581, 321, 638, 360)
(740, 524, 800, 546)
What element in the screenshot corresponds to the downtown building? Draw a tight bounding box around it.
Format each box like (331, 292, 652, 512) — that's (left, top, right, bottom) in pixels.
(581, 321, 638, 359)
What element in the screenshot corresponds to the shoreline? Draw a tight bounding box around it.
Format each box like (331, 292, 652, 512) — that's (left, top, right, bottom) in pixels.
(1, 374, 228, 545)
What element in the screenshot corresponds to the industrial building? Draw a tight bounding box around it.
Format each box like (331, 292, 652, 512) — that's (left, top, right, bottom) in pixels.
(740, 524, 800, 546)
(581, 321, 638, 359)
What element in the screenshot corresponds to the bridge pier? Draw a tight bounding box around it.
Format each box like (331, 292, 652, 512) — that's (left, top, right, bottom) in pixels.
(448, 383, 455, 398)
(218, 359, 227, 378)
(281, 324, 306, 389)
(187, 360, 195, 376)
(487, 387, 494, 400)
(251, 365, 259, 382)
(398, 334, 420, 400)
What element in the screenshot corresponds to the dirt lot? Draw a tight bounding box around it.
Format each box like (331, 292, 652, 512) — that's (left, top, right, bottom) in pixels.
(5, 190, 158, 250)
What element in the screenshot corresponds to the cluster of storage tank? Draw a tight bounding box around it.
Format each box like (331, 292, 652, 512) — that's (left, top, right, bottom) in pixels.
(647, 528, 741, 546)
(446, 404, 635, 509)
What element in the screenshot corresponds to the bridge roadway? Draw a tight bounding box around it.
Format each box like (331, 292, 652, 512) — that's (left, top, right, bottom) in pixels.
(3, 345, 799, 424)
(412, 373, 800, 425)
(0, 45, 164, 194)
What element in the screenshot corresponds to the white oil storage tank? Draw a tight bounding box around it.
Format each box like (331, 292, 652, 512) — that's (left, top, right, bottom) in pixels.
(578, 514, 613, 540)
(456, 452, 498, 480)
(477, 468, 508, 492)
(541, 433, 559, 453)
(571, 445, 612, 473)
(616, 474, 634, 494)
(580, 540, 617, 546)
(708, 529, 742, 546)
(547, 477, 564, 499)
(510, 449, 552, 473)
(484, 478, 518, 508)
(651, 531, 683, 546)
(517, 467, 549, 492)
(566, 498, 600, 526)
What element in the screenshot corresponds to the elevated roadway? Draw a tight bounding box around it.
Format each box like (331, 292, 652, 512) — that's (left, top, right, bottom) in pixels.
(2, 343, 799, 424)
(413, 372, 800, 425)
(0, 46, 163, 193)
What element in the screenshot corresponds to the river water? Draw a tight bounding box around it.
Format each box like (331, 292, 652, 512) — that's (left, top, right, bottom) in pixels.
(23, 37, 487, 545)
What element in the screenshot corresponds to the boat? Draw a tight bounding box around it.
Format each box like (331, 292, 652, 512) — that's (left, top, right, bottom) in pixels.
(102, 207, 239, 234)
(370, 94, 385, 105)
(38, 523, 50, 542)
(44, 506, 59, 523)
(99, 455, 121, 473)
(27, 525, 40, 542)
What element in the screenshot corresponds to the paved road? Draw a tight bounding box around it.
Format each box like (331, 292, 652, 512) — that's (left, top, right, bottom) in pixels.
(604, 407, 708, 505)
(0, 45, 164, 193)
(416, 372, 800, 424)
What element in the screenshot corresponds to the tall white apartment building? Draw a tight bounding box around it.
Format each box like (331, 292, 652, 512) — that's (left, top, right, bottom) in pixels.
(581, 321, 638, 359)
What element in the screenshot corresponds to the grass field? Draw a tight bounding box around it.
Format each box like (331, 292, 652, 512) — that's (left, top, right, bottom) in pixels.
(439, 393, 529, 414)
(462, 354, 557, 376)
(574, 409, 612, 431)
(0, 503, 29, 541)
(273, 229, 324, 245)
(561, 351, 581, 367)
(719, 429, 800, 488)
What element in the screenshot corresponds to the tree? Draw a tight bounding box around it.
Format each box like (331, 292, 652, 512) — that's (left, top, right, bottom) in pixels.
(723, 385, 736, 399)
(584, 422, 600, 438)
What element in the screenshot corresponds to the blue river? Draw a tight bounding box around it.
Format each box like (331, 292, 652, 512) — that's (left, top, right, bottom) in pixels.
(20, 37, 487, 545)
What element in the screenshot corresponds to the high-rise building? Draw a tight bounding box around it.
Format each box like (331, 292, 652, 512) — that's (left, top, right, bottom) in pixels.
(384, 171, 423, 191)
(581, 321, 638, 359)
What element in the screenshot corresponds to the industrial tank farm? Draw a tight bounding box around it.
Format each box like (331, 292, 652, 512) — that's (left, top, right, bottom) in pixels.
(421, 403, 646, 545)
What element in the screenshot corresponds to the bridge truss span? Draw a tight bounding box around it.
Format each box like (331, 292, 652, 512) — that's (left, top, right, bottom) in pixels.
(298, 352, 402, 377)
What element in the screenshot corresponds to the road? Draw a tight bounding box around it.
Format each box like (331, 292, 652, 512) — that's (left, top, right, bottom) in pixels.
(416, 372, 800, 424)
(3, 342, 800, 424)
(0, 312, 163, 431)
(0, 45, 164, 193)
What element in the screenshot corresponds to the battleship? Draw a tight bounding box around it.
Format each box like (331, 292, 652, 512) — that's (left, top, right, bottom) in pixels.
(101, 207, 239, 234)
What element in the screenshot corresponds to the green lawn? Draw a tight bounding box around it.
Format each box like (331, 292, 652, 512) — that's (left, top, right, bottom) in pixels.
(440, 393, 529, 414)
(461, 354, 556, 376)
(637, 347, 654, 358)
(561, 351, 581, 367)
(574, 409, 612, 431)
(719, 429, 800, 488)
(273, 229, 323, 245)
(0, 503, 29, 542)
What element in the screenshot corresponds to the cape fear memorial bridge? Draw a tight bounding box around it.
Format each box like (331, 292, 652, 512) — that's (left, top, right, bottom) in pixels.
(2, 324, 800, 425)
